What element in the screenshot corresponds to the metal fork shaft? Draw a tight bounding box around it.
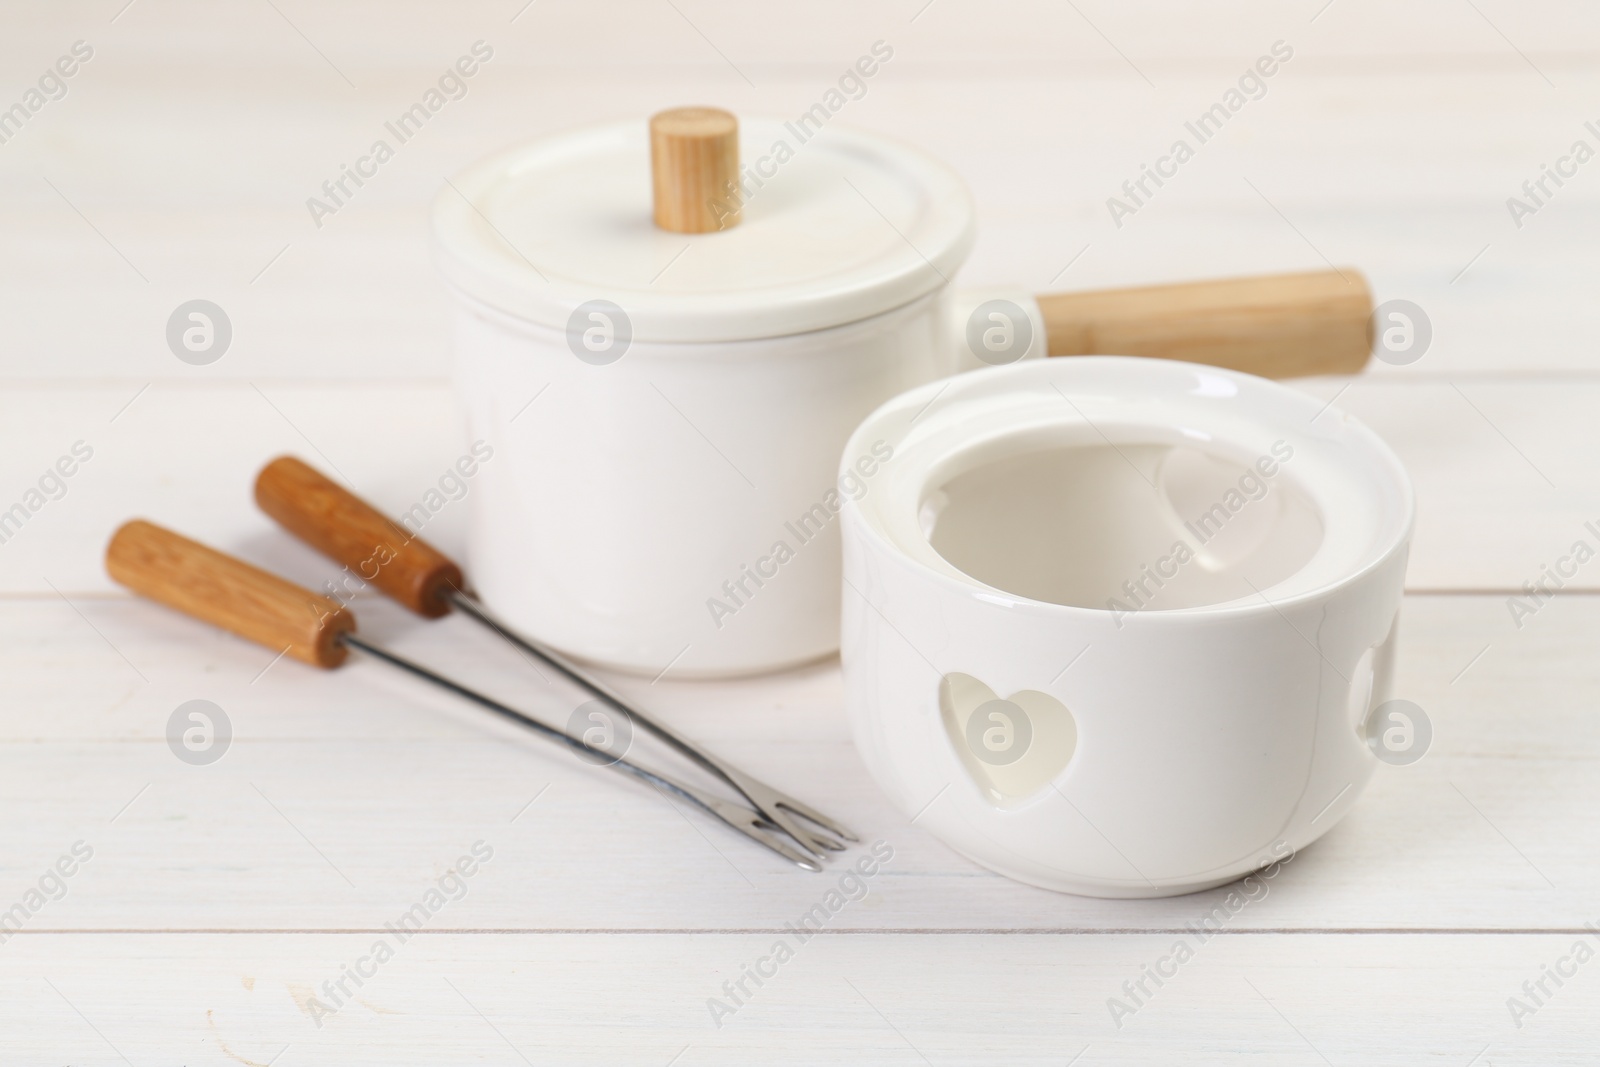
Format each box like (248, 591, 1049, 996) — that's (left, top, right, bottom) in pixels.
(339, 632, 820, 871)
(448, 592, 857, 853)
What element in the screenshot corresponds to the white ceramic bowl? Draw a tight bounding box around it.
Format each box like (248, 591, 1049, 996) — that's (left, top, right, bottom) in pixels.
(839, 357, 1414, 897)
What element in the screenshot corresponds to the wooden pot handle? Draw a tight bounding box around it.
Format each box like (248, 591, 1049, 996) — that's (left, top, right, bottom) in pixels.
(1037, 268, 1373, 378)
(105, 519, 353, 668)
(254, 456, 463, 618)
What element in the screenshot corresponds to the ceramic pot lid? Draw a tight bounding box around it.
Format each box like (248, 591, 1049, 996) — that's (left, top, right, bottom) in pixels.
(430, 117, 975, 343)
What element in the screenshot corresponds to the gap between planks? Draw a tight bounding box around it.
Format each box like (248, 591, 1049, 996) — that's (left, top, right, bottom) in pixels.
(3, 927, 1596, 937)
(9, 370, 1600, 387)
(0, 589, 1589, 601)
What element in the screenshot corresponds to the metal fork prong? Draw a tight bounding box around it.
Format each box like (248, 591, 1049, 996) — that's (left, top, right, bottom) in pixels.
(683, 790, 823, 872)
(727, 817, 825, 873)
(760, 804, 847, 854)
(716, 769, 857, 855)
(773, 796, 860, 843)
(755, 783, 857, 844)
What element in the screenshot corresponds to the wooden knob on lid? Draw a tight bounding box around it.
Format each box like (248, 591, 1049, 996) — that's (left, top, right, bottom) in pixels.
(650, 107, 740, 233)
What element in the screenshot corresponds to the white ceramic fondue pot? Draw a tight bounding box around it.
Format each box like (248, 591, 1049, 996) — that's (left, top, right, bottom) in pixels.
(839, 357, 1413, 897)
(434, 108, 1373, 677)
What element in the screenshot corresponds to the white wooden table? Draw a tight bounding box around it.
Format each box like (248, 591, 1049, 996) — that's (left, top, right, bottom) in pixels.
(3, 1, 1598, 1062)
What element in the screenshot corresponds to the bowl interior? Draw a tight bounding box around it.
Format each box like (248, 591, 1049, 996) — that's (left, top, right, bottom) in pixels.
(923, 439, 1324, 611)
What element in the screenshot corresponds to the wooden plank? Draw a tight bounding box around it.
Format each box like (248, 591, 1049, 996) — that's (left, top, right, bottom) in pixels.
(0, 932, 1594, 1064)
(0, 49, 1596, 377)
(0, 592, 1594, 933)
(0, 379, 1593, 596)
(5, 0, 1597, 68)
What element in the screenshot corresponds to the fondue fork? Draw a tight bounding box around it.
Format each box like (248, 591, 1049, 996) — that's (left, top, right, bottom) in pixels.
(252, 456, 856, 859)
(104, 519, 822, 872)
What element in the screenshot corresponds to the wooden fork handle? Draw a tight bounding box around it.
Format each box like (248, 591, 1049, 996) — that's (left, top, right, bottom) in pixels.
(105, 519, 353, 668)
(254, 456, 463, 618)
(1038, 268, 1373, 378)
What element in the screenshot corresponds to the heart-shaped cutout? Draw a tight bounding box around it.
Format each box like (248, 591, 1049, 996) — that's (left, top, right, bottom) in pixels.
(939, 673, 1078, 807)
